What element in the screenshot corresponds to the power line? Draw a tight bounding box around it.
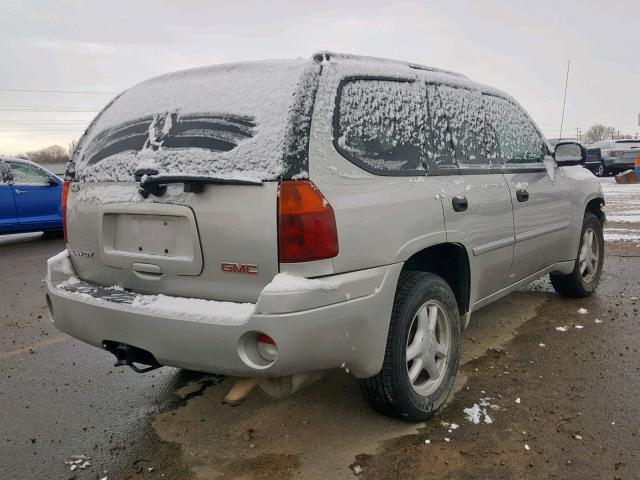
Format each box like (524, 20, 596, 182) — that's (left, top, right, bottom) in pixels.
(0, 108, 99, 112)
(0, 105, 99, 113)
(0, 88, 118, 94)
(0, 123, 89, 126)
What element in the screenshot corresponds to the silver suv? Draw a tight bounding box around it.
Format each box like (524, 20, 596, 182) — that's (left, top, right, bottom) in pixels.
(46, 52, 605, 420)
(589, 139, 640, 176)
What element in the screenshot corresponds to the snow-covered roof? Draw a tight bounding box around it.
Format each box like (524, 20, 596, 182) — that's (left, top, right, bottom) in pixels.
(312, 51, 468, 79)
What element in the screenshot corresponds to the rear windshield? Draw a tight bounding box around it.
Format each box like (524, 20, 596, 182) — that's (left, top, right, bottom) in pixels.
(72, 60, 313, 182)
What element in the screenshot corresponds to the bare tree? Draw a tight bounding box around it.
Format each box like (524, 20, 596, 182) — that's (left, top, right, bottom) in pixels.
(68, 140, 78, 157)
(584, 124, 616, 144)
(22, 145, 69, 164)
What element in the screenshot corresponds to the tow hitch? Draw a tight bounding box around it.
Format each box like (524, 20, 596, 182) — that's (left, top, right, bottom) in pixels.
(103, 341, 162, 373)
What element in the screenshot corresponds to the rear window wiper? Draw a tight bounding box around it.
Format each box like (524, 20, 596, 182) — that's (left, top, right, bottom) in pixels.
(134, 170, 262, 198)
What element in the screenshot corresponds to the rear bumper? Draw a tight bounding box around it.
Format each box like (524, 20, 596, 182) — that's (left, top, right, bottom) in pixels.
(46, 251, 402, 378)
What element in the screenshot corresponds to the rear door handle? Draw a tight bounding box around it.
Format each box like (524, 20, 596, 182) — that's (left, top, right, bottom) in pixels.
(516, 189, 529, 202)
(452, 196, 468, 212)
(14, 189, 27, 194)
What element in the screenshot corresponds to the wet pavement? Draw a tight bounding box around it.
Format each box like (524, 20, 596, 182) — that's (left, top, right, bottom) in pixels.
(1, 178, 639, 480)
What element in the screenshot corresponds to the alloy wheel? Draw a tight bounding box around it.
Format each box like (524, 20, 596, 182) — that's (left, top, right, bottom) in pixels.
(579, 227, 599, 283)
(406, 300, 451, 396)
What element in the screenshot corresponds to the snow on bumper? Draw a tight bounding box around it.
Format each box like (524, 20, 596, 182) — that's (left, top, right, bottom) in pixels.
(46, 250, 402, 378)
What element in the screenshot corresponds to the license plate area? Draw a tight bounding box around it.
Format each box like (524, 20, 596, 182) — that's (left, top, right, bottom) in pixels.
(99, 204, 203, 276)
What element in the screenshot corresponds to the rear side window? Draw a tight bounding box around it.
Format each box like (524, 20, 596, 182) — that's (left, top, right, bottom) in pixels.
(334, 79, 427, 175)
(0, 161, 11, 184)
(483, 95, 546, 164)
(426, 84, 499, 169)
(8, 162, 50, 186)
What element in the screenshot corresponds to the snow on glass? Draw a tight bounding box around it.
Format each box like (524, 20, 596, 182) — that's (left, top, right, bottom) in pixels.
(335, 74, 545, 174)
(337, 80, 427, 172)
(72, 59, 313, 182)
(0, 160, 11, 184)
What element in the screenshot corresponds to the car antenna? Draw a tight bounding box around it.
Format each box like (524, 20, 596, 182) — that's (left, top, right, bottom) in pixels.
(559, 57, 571, 140)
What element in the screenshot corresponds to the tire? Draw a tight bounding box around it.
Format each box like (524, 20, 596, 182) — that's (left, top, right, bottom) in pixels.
(359, 272, 461, 421)
(596, 162, 606, 177)
(41, 230, 63, 239)
(550, 212, 604, 298)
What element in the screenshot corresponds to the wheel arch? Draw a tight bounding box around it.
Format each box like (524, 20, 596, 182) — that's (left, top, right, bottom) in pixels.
(585, 196, 605, 224)
(401, 243, 471, 317)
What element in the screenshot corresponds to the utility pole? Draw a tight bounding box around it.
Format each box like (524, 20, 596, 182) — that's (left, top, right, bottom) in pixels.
(559, 58, 571, 140)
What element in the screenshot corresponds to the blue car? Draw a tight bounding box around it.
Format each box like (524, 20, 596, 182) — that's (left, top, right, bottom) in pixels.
(0, 157, 63, 235)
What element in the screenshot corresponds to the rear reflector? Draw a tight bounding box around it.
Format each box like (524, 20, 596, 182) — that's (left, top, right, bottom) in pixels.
(62, 180, 70, 242)
(278, 180, 339, 263)
(256, 333, 278, 363)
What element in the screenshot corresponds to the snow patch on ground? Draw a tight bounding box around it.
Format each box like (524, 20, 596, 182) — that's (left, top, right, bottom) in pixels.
(604, 232, 640, 242)
(577, 307, 588, 315)
(463, 402, 495, 425)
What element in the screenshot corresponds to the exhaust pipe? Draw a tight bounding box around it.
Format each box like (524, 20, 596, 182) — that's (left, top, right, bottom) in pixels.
(103, 341, 162, 373)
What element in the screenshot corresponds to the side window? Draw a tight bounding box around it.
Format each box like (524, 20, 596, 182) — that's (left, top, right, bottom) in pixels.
(483, 95, 546, 165)
(8, 162, 50, 186)
(425, 84, 499, 169)
(335, 79, 427, 175)
(0, 161, 12, 184)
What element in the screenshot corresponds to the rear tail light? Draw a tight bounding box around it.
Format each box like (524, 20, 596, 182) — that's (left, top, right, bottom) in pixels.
(278, 180, 339, 263)
(62, 180, 70, 242)
(256, 333, 278, 362)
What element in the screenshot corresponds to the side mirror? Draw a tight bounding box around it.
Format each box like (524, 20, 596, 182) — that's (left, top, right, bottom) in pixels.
(554, 141, 586, 166)
(49, 176, 59, 186)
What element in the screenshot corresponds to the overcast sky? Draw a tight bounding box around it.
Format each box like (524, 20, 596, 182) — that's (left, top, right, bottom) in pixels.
(0, 0, 638, 155)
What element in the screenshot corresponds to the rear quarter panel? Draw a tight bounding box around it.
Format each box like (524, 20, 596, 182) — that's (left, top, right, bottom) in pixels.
(307, 61, 446, 276)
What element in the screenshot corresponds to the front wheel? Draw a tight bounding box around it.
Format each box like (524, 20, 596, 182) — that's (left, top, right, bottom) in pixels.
(550, 212, 604, 298)
(359, 272, 460, 421)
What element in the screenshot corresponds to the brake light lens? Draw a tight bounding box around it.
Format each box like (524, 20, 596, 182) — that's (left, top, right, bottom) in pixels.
(62, 180, 70, 242)
(278, 180, 338, 263)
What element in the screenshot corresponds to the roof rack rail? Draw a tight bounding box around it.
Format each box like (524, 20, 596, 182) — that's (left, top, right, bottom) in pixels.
(312, 51, 468, 79)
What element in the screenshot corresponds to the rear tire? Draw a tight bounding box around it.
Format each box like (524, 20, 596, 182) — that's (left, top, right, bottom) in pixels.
(550, 212, 604, 298)
(359, 272, 460, 421)
(596, 162, 606, 177)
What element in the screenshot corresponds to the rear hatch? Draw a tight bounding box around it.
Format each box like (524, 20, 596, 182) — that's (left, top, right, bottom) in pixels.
(66, 59, 317, 303)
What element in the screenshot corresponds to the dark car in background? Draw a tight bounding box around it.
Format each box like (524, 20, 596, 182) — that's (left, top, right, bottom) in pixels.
(585, 146, 603, 176)
(0, 156, 63, 235)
